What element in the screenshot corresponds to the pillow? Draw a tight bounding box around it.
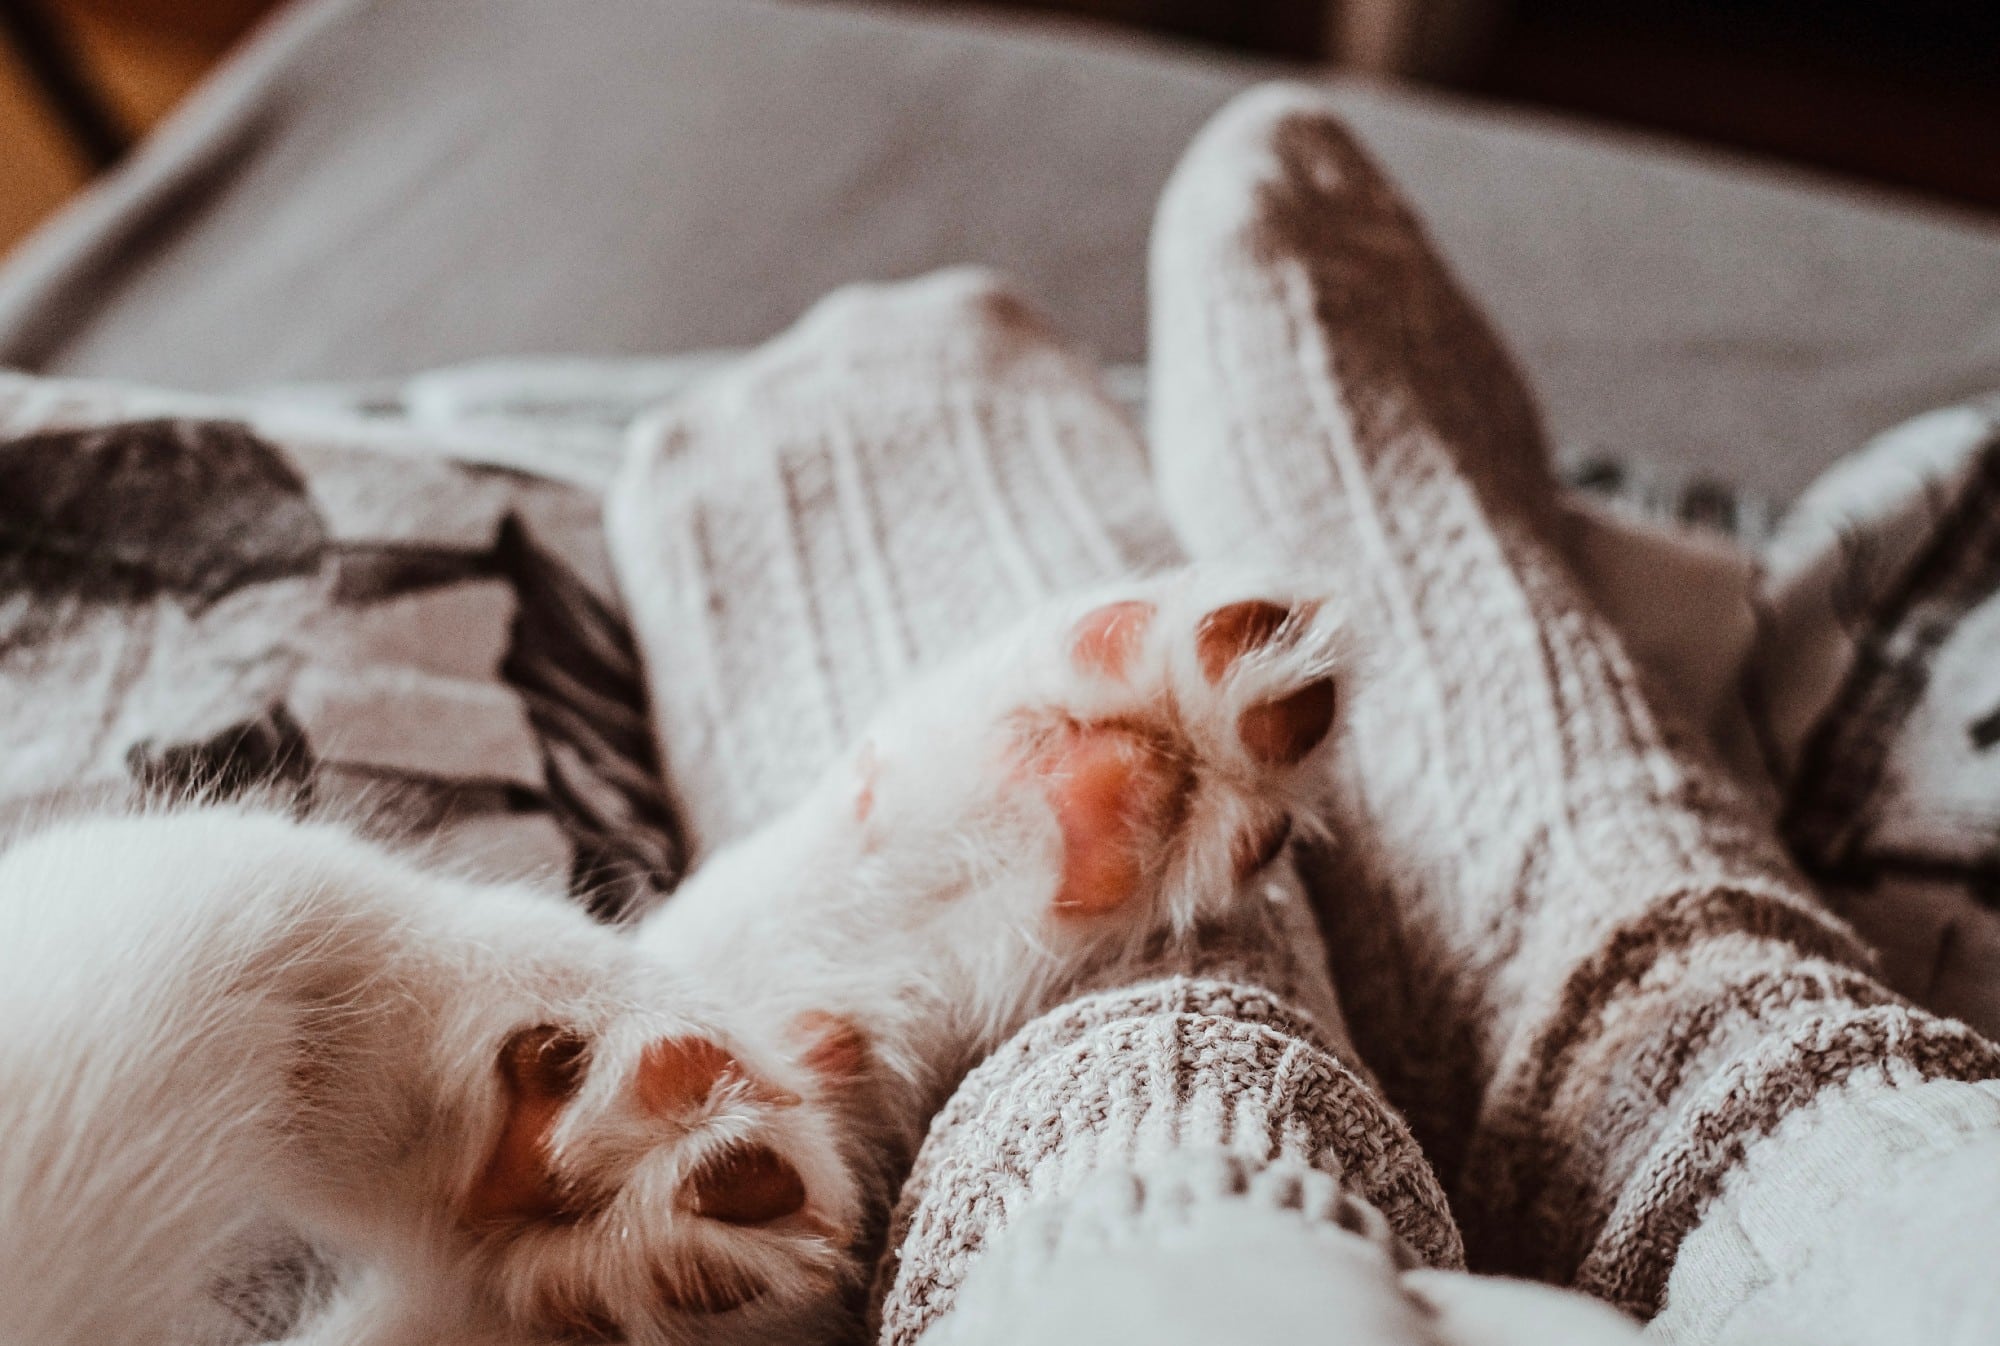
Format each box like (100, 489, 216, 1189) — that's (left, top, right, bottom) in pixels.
(0, 371, 682, 922)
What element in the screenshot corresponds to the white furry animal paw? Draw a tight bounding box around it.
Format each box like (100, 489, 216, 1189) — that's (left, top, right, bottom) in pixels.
(0, 806, 866, 1346)
(1019, 578, 1342, 922)
(642, 571, 1347, 1202)
(0, 574, 1343, 1346)
(453, 1010, 861, 1340)
(846, 572, 1344, 943)
(451, 573, 1345, 1343)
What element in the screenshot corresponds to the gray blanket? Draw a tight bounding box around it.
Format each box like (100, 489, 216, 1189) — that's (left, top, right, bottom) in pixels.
(2, 0, 1998, 503)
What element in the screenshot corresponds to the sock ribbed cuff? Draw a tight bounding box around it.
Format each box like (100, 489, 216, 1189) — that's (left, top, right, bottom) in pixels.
(871, 977, 1464, 1345)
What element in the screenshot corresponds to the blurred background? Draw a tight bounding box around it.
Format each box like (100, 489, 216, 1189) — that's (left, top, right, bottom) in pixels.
(3, 0, 1996, 258)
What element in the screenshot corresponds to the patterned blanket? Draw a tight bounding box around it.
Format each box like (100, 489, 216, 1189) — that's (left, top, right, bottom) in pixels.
(0, 374, 683, 919)
(1750, 399, 2000, 1036)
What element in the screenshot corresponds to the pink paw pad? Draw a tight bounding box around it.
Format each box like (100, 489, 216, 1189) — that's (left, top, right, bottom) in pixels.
(1195, 600, 1336, 765)
(467, 1025, 592, 1226)
(630, 1039, 810, 1242)
(1070, 600, 1156, 681)
(1036, 723, 1190, 917)
(792, 1010, 870, 1084)
(652, 1144, 808, 1316)
(682, 1143, 808, 1226)
(1196, 600, 1297, 683)
(1238, 680, 1337, 765)
(637, 1035, 800, 1115)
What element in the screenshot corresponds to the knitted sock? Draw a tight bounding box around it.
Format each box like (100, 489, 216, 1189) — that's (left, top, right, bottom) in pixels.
(608, 267, 1179, 855)
(1147, 83, 2000, 1318)
(920, 1155, 1640, 1346)
(1649, 1078, 2000, 1345)
(872, 973, 1466, 1345)
(604, 272, 1468, 1344)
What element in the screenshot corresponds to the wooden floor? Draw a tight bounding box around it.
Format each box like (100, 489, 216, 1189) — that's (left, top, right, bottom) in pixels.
(0, 0, 275, 256)
(0, 35, 81, 255)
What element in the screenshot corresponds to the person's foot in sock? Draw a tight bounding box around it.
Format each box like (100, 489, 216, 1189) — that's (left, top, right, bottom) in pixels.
(610, 273, 1653, 1346)
(1148, 82, 2000, 1327)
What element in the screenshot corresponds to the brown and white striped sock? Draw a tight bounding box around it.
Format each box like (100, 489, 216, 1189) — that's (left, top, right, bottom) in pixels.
(1147, 82, 2000, 1324)
(871, 972, 1470, 1346)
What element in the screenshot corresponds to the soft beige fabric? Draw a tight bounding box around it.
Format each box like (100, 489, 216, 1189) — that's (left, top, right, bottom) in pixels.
(10, 0, 2000, 507)
(1146, 82, 2000, 1320)
(1745, 399, 2000, 1040)
(0, 373, 674, 901)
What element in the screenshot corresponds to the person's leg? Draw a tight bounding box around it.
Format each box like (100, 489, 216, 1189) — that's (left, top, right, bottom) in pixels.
(611, 272, 1637, 1346)
(1148, 81, 2000, 1327)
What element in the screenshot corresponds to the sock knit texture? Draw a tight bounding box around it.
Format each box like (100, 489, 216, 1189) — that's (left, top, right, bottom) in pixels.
(923, 1158, 1640, 1346)
(872, 974, 1463, 1346)
(602, 269, 1462, 1340)
(1146, 83, 2000, 1316)
(1650, 1076, 2000, 1345)
(919, 1156, 1442, 1346)
(608, 268, 1178, 856)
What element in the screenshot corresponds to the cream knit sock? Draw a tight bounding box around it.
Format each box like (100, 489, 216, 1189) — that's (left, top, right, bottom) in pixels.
(1147, 84, 2000, 1318)
(921, 1155, 1640, 1346)
(1650, 1077, 2000, 1345)
(873, 973, 1466, 1345)
(608, 267, 1179, 855)
(604, 271, 1468, 1344)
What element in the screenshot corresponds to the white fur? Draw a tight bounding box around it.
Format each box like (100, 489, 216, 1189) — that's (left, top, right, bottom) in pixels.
(0, 570, 1343, 1345)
